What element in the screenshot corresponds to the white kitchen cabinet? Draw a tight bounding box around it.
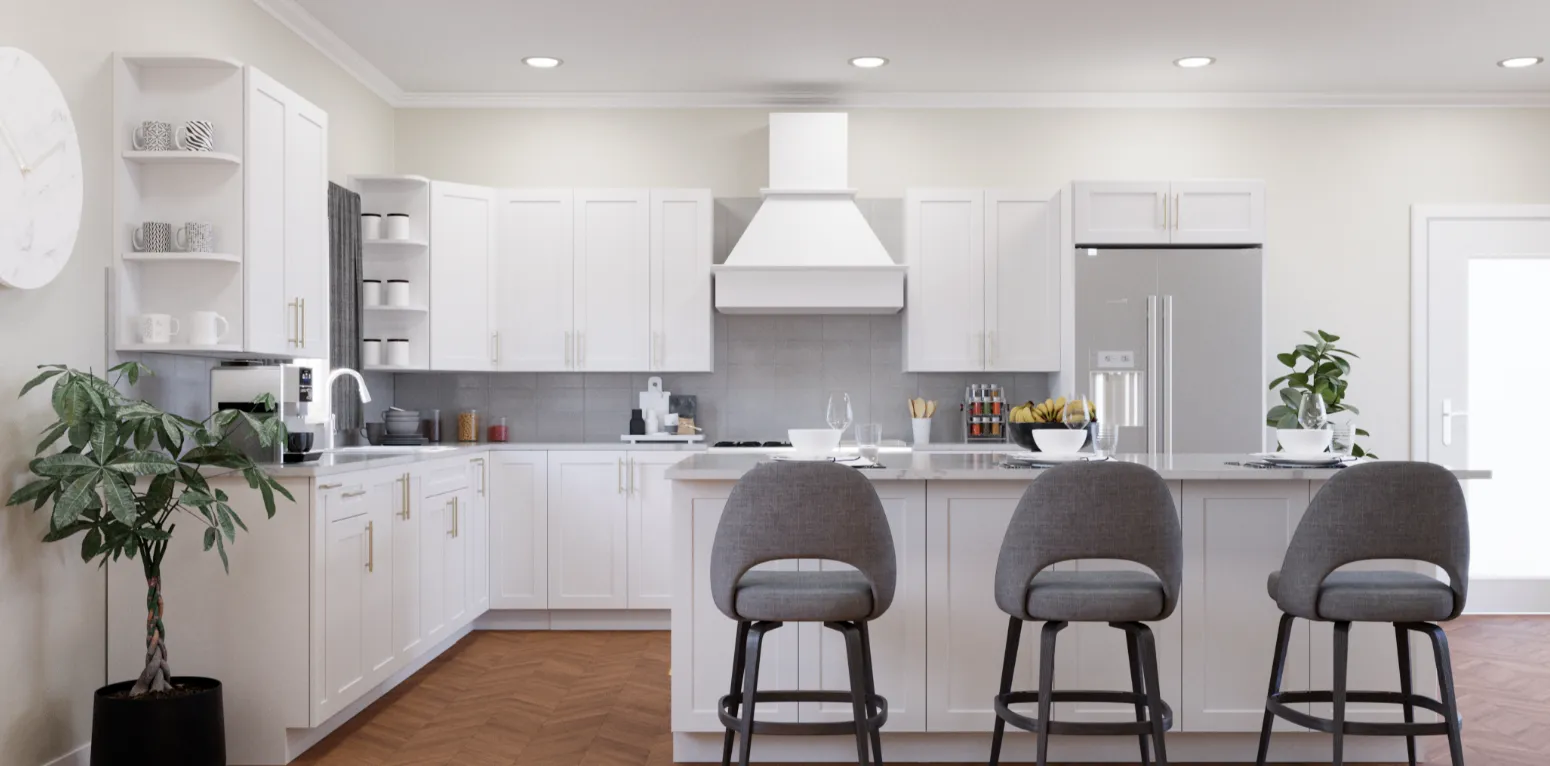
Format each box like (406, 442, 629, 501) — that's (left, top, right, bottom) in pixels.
(442, 488, 471, 630)
(494, 190, 574, 371)
(1073, 180, 1265, 246)
(548, 451, 630, 609)
(245, 68, 329, 356)
(626, 452, 685, 609)
(419, 488, 449, 645)
(906, 189, 1060, 372)
(650, 190, 714, 371)
(390, 470, 423, 658)
(574, 190, 652, 371)
(317, 478, 393, 723)
(430, 182, 497, 371)
(489, 451, 550, 610)
(466, 457, 491, 614)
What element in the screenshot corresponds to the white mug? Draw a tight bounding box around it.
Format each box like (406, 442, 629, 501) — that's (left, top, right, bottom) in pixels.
(137, 314, 180, 344)
(188, 311, 230, 346)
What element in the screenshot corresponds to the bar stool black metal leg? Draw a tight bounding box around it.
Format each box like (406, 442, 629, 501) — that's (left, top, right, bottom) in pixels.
(1255, 613, 1295, 766)
(1136, 624, 1170, 766)
(989, 616, 1023, 766)
(1331, 621, 1351, 766)
(1422, 623, 1466, 766)
(1035, 621, 1066, 766)
(859, 622, 883, 766)
(1395, 624, 1418, 766)
(738, 622, 773, 766)
(1124, 626, 1152, 766)
(722, 621, 751, 766)
(839, 622, 872, 766)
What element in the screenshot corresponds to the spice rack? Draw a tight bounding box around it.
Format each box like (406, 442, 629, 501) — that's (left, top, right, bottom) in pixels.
(962, 384, 1009, 443)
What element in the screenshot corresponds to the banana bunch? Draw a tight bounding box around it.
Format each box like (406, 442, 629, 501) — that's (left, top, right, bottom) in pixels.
(1009, 397, 1097, 424)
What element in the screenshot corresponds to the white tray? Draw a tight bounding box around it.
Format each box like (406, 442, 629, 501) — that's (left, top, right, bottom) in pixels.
(620, 434, 705, 443)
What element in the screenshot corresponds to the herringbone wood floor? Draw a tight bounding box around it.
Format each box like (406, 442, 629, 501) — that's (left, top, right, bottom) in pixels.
(291, 616, 1548, 766)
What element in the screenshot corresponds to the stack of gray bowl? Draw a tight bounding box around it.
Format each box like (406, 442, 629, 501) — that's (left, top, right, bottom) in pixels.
(382, 409, 422, 438)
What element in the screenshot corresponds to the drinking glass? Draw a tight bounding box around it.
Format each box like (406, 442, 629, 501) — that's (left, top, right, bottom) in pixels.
(1331, 421, 1357, 456)
(826, 392, 853, 436)
(1096, 424, 1121, 456)
(855, 423, 882, 462)
(1064, 396, 1091, 430)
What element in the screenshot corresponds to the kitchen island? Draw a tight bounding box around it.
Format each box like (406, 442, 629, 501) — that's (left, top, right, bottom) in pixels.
(667, 453, 1488, 763)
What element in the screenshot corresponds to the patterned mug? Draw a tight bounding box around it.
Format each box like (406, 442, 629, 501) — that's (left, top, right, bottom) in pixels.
(132, 121, 172, 151)
(176, 120, 214, 152)
(132, 222, 172, 252)
(176, 222, 214, 253)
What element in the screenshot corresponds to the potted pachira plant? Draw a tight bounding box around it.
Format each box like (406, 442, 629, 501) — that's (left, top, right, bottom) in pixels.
(6, 362, 292, 765)
(1266, 330, 1375, 457)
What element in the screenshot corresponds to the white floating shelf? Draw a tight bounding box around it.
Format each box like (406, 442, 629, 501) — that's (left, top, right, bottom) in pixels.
(123, 150, 243, 166)
(363, 364, 428, 372)
(122, 251, 241, 264)
(119, 343, 243, 354)
(119, 54, 243, 70)
(364, 304, 430, 314)
(364, 238, 428, 250)
(352, 175, 430, 188)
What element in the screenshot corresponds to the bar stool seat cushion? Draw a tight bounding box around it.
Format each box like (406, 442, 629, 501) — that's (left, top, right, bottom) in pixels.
(733, 570, 874, 622)
(1025, 570, 1167, 622)
(1267, 569, 1455, 623)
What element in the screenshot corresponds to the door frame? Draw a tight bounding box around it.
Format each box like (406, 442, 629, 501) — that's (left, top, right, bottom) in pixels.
(1410, 204, 1550, 613)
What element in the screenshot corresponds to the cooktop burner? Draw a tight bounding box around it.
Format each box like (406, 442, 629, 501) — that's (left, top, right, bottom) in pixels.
(712, 440, 793, 448)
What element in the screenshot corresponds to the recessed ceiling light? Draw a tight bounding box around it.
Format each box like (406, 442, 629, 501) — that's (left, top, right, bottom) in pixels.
(1498, 56, 1544, 69)
(849, 56, 889, 69)
(522, 56, 563, 69)
(1174, 56, 1216, 68)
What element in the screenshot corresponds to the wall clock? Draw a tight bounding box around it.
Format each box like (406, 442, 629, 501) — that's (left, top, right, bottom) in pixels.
(0, 47, 83, 290)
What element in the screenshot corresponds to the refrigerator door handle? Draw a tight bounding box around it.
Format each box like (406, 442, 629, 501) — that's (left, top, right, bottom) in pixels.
(1163, 295, 1175, 454)
(1146, 295, 1160, 455)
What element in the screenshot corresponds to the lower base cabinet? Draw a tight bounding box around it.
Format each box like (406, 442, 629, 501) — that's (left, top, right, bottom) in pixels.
(490, 451, 549, 609)
(548, 451, 631, 609)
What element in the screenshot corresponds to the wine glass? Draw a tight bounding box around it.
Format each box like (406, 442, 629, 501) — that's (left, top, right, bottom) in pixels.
(1297, 390, 1328, 431)
(826, 392, 853, 437)
(1064, 396, 1092, 452)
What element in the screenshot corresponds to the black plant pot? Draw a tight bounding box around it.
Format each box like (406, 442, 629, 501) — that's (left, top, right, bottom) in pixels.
(1009, 421, 1099, 452)
(92, 677, 225, 766)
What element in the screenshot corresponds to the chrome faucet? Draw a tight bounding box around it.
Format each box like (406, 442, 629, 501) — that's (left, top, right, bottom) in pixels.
(322, 367, 372, 451)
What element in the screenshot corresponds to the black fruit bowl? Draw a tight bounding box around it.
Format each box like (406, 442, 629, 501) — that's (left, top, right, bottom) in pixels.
(1009, 422, 1097, 452)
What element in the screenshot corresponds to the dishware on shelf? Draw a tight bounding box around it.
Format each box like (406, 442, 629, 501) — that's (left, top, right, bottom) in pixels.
(1276, 427, 1333, 454)
(360, 213, 382, 240)
(856, 423, 882, 461)
(385, 279, 410, 307)
(187, 311, 230, 346)
(383, 409, 421, 436)
(788, 428, 842, 457)
(131, 121, 172, 151)
(457, 410, 479, 443)
(362, 338, 382, 366)
(489, 417, 509, 443)
(826, 392, 853, 436)
(136, 313, 179, 344)
(1033, 428, 1088, 454)
(175, 222, 213, 252)
(385, 338, 410, 367)
(362, 279, 382, 306)
(131, 222, 171, 252)
(384, 213, 411, 240)
(911, 418, 931, 446)
(175, 120, 214, 151)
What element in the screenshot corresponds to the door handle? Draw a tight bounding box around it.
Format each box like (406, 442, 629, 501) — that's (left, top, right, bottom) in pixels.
(617, 457, 625, 494)
(400, 473, 411, 520)
(1173, 193, 1181, 231)
(318, 482, 342, 490)
(628, 457, 636, 496)
(1146, 295, 1160, 455)
(1441, 398, 1469, 447)
(342, 490, 367, 498)
(288, 299, 301, 347)
(299, 297, 306, 348)
(1160, 193, 1168, 231)
(366, 520, 375, 572)
(473, 457, 486, 496)
(1162, 295, 1175, 454)
(492, 331, 499, 365)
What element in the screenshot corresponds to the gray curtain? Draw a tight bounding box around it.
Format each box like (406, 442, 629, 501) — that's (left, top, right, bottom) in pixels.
(328, 183, 363, 431)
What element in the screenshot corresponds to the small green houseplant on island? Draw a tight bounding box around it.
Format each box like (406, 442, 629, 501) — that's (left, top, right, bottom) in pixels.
(5, 362, 292, 764)
(1265, 330, 1374, 457)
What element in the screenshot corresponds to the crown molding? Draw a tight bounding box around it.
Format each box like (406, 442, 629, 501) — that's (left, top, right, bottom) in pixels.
(250, 0, 404, 104)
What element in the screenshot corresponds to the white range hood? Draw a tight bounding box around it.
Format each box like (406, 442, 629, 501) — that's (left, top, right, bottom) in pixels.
(713, 113, 905, 314)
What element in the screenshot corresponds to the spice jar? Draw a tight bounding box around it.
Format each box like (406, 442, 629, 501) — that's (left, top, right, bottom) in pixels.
(488, 417, 509, 443)
(457, 409, 478, 443)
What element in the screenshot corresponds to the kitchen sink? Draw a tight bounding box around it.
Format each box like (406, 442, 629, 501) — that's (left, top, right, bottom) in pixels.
(321, 445, 459, 456)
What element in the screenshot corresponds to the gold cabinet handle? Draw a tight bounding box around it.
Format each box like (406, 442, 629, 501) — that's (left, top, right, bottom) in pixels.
(617, 457, 625, 495)
(1173, 193, 1181, 230)
(318, 482, 342, 490)
(299, 297, 306, 348)
(342, 490, 367, 498)
(288, 300, 300, 346)
(400, 473, 411, 520)
(454, 496, 460, 538)
(366, 520, 375, 572)
(492, 331, 500, 365)
(473, 458, 486, 496)
(1161, 192, 1169, 230)
(628, 457, 636, 496)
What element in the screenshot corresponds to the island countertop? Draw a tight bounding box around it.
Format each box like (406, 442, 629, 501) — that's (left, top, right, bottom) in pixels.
(664, 451, 1491, 481)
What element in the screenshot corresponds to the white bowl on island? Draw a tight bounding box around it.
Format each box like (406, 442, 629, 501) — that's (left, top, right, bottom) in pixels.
(1276, 428, 1333, 454)
(1033, 429, 1088, 454)
(788, 428, 842, 458)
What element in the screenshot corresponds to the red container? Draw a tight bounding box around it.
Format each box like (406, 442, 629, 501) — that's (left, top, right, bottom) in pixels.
(488, 417, 509, 443)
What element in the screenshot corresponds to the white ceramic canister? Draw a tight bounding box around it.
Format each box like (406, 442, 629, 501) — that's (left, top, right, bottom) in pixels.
(362, 279, 382, 306)
(362, 339, 383, 366)
(384, 213, 411, 240)
(386, 338, 410, 367)
(361, 213, 382, 240)
(385, 279, 410, 307)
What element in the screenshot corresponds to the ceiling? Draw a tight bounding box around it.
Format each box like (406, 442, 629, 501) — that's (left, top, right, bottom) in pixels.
(267, 0, 1550, 107)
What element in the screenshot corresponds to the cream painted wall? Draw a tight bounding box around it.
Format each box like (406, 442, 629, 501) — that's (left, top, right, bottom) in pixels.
(0, 0, 393, 763)
(397, 107, 1550, 458)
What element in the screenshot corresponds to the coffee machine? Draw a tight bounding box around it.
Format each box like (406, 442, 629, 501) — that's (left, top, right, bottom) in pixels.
(210, 362, 323, 463)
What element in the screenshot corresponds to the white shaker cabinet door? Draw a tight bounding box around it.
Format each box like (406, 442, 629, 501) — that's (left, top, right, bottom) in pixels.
(650, 189, 713, 372)
(984, 190, 1061, 372)
(626, 453, 687, 609)
(391, 471, 424, 659)
(442, 488, 472, 631)
(547, 451, 629, 609)
(419, 492, 449, 645)
(360, 477, 396, 688)
(573, 190, 651, 371)
(905, 189, 986, 372)
(243, 69, 292, 356)
(494, 190, 574, 371)
(430, 182, 497, 371)
(1170, 180, 1266, 246)
(318, 487, 371, 722)
(285, 95, 329, 354)
(489, 451, 549, 610)
(1072, 181, 1172, 246)
(466, 457, 491, 615)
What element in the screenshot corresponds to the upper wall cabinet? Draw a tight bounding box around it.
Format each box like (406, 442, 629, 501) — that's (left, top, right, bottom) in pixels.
(649, 190, 714, 372)
(905, 189, 1061, 373)
(429, 181, 498, 371)
(1073, 180, 1264, 247)
(573, 190, 652, 371)
(494, 190, 574, 371)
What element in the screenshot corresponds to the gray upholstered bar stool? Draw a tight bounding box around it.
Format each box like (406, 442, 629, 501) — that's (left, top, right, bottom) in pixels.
(710, 461, 895, 766)
(1256, 461, 1469, 766)
(989, 461, 1182, 766)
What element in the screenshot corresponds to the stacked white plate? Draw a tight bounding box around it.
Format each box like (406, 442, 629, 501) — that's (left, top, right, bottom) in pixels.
(1251, 452, 1353, 467)
(1003, 451, 1108, 465)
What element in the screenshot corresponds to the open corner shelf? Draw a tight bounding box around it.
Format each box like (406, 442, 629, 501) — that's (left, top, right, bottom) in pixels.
(119, 54, 243, 71)
(123, 150, 243, 166)
(122, 251, 241, 264)
(352, 175, 431, 188)
(364, 239, 429, 251)
(365, 304, 430, 314)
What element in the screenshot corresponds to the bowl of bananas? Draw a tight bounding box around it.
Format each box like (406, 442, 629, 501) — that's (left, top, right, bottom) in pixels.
(1008, 397, 1097, 452)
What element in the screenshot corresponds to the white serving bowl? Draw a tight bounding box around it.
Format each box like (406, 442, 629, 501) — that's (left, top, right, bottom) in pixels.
(1033, 429, 1088, 454)
(1276, 428, 1333, 454)
(788, 428, 842, 457)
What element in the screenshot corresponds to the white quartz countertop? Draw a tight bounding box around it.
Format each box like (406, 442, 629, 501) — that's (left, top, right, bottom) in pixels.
(664, 452, 1492, 481)
(254, 441, 705, 478)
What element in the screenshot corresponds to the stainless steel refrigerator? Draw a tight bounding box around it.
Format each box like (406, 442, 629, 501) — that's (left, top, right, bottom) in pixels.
(1074, 248, 1264, 455)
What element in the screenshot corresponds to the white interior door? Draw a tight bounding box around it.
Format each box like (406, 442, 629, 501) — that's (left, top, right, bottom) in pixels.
(1416, 206, 1550, 612)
